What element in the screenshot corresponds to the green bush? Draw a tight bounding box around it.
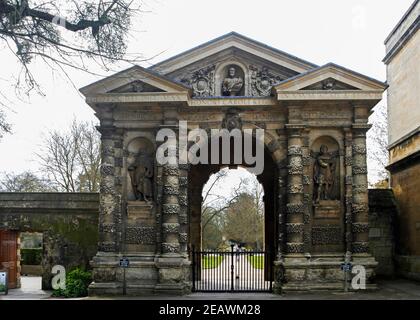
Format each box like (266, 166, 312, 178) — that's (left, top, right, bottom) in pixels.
(21, 248, 42, 265)
(0, 283, 6, 292)
(52, 268, 92, 298)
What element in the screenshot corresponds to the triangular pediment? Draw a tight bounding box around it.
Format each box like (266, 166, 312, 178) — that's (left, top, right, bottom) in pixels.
(110, 80, 165, 93)
(150, 32, 317, 76)
(79, 65, 190, 96)
(274, 63, 386, 91)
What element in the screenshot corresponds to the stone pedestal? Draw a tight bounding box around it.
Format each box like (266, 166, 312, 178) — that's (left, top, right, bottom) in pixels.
(155, 255, 191, 295)
(276, 253, 377, 292)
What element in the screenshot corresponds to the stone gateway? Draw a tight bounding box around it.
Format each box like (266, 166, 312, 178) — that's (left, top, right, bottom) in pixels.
(79, 32, 386, 295)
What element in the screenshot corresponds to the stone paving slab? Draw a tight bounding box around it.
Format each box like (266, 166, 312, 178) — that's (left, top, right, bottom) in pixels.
(1, 278, 419, 300)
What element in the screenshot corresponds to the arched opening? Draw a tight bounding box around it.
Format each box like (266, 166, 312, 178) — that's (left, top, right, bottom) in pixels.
(187, 141, 278, 292)
(201, 167, 265, 251)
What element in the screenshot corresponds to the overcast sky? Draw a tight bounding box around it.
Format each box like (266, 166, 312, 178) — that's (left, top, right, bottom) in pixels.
(0, 0, 414, 188)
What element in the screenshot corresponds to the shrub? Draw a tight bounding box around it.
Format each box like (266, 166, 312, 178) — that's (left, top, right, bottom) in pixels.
(52, 267, 92, 298)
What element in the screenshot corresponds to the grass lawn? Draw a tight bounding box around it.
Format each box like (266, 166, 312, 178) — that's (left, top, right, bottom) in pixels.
(247, 255, 264, 269)
(202, 255, 224, 269)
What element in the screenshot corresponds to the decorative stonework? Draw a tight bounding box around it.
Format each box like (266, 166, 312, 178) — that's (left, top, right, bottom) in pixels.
(222, 109, 242, 131)
(125, 227, 155, 244)
(351, 222, 369, 233)
(352, 242, 369, 253)
(352, 203, 368, 214)
(286, 223, 304, 233)
(163, 166, 180, 176)
(181, 65, 215, 97)
(312, 226, 341, 245)
(162, 242, 180, 254)
(288, 184, 304, 194)
(163, 185, 180, 195)
(286, 242, 304, 253)
(288, 158, 304, 175)
(162, 204, 180, 215)
(249, 65, 282, 96)
(162, 223, 180, 234)
(352, 145, 367, 154)
(352, 165, 368, 175)
(101, 164, 114, 176)
(288, 145, 303, 156)
(286, 203, 305, 214)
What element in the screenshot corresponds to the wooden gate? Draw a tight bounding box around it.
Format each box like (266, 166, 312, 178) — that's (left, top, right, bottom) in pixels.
(0, 230, 18, 289)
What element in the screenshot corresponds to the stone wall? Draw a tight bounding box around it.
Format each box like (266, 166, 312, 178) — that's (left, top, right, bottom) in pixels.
(368, 189, 396, 277)
(0, 193, 99, 289)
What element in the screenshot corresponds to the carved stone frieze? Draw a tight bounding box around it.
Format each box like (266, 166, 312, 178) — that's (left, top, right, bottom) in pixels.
(312, 226, 342, 245)
(125, 227, 155, 244)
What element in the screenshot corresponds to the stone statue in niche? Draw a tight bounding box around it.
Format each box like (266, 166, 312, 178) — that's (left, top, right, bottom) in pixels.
(128, 154, 153, 202)
(313, 145, 338, 203)
(222, 66, 243, 96)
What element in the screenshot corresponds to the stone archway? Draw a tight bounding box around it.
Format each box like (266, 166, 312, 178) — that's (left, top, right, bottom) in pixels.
(81, 33, 386, 296)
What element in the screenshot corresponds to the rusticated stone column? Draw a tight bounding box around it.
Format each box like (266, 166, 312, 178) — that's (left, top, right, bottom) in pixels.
(285, 123, 305, 254)
(301, 129, 311, 253)
(97, 124, 123, 253)
(161, 163, 181, 254)
(343, 129, 353, 254)
(155, 107, 190, 294)
(178, 164, 189, 256)
(351, 125, 370, 253)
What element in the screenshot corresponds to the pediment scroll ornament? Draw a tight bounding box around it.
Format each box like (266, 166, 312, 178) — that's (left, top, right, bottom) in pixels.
(249, 65, 282, 96)
(180, 65, 215, 97)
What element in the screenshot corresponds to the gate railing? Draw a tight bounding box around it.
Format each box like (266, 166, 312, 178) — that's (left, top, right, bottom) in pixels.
(191, 245, 273, 292)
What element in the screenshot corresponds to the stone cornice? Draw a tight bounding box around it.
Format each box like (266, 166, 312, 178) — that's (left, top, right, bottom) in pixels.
(276, 90, 383, 101)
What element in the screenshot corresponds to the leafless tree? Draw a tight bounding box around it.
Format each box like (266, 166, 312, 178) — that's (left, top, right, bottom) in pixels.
(0, 170, 51, 191)
(201, 170, 245, 233)
(36, 119, 100, 192)
(0, 0, 146, 138)
(367, 103, 389, 185)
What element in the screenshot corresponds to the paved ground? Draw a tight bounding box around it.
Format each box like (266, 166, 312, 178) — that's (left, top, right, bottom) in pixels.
(1, 277, 419, 300)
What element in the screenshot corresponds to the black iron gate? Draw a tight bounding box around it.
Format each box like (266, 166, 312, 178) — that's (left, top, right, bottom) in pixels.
(192, 245, 273, 292)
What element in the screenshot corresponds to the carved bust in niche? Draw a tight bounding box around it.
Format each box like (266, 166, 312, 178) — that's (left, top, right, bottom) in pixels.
(128, 153, 153, 202)
(222, 66, 244, 96)
(313, 144, 338, 203)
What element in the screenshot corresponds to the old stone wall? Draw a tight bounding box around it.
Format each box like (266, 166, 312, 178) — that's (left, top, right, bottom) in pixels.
(368, 189, 396, 277)
(0, 193, 99, 289)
